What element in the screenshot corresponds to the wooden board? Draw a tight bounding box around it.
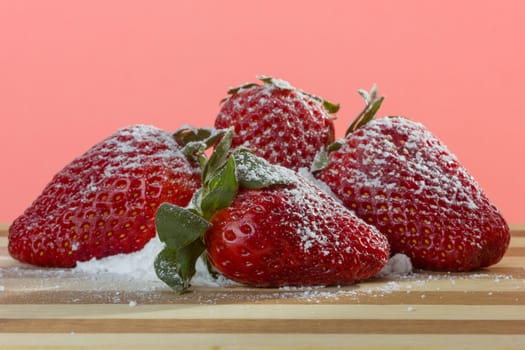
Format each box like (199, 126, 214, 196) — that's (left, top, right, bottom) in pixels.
(1, 223, 524, 349)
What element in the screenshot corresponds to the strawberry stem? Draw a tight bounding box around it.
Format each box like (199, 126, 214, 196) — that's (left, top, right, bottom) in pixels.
(345, 84, 384, 136)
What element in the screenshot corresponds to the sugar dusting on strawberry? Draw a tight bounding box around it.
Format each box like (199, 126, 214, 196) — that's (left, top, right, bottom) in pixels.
(8, 125, 202, 267)
(154, 129, 389, 292)
(206, 175, 389, 287)
(314, 86, 510, 271)
(215, 76, 338, 171)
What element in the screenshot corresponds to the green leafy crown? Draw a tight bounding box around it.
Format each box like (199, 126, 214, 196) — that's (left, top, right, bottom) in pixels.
(154, 127, 293, 293)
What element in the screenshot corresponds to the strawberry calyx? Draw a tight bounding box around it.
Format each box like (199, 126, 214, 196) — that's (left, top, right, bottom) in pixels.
(345, 84, 384, 135)
(311, 85, 385, 172)
(173, 125, 226, 161)
(154, 128, 294, 293)
(222, 75, 340, 114)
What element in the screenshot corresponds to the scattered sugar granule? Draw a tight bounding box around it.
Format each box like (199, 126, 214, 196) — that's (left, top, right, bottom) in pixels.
(376, 253, 413, 278)
(407, 306, 416, 312)
(128, 300, 137, 307)
(71, 242, 80, 251)
(0, 285, 5, 292)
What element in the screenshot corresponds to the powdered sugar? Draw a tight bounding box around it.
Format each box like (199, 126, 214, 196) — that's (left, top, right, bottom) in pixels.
(329, 117, 484, 212)
(298, 167, 343, 204)
(373, 117, 480, 211)
(74, 235, 235, 288)
(376, 253, 413, 278)
(234, 153, 297, 186)
(2, 243, 520, 305)
(218, 77, 334, 172)
(315, 116, 510, 271)
(74, 236, 163, 279)
(279, 178, 339, 254)
(99, 124, 199, 178)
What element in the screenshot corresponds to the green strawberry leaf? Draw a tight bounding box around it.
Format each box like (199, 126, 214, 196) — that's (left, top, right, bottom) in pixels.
(174, 126, 226, 160)
(202, 254, 220, 280)
(310, 149, 330, 173)
(156, 203, 211, 250)
(173, 125, 217, 146)
(345, 84, 385, 135)
(176, 240, 206, 284)
(202, 127, 233, 186)
(153, 127, 298, 293)
(258, 75, 294, 90)
(357, 88, 371, 104)
(234, 150, 293, 189)
(154, 247, 184, 292)
(311, 140, 347, 172)
(222, 82, 260, 103)
(201, 155, 238, 220)
(154, 239, 205, 293)
(226, 83, 259, 96)
(258, 75, 340, 114)
(322, 100, 340, 114)
(155, 203, 211, 293)
(327, 139, 345, 152)
(188, 188, 204, 215)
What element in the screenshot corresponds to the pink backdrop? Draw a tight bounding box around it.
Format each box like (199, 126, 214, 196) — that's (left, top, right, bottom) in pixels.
(1, 0, 523, 223)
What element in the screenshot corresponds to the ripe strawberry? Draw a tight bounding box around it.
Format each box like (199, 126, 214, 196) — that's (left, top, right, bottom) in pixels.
(313, 86, 510, 271)
(215, 76, 338, 171)
(8, 125, 208, 267)
(154, 129, 389, 292)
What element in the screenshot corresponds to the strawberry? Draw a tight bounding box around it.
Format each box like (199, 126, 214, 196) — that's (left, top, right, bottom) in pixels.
(312, 86, 510, 271)
(154, 129, 389, 292)
(8, 125, 213, 267)
(215, 76, 339, 171)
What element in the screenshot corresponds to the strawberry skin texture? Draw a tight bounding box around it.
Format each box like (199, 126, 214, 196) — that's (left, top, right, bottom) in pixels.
(215, 80, 335, 171)
(205, 175, 390, 287)
(9, 125, 201, 267)
(315, 117, 510, 271)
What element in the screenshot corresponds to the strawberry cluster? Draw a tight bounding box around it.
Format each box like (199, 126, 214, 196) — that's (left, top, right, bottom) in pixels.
(8, 76, 510, 293)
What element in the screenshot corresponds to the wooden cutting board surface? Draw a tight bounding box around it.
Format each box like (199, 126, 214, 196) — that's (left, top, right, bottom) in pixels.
(1, 223, 524, 349)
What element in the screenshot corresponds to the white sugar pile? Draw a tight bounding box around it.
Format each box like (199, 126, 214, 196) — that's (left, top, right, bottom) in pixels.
(376, 253, 413, 278)
(74, 236, 234, 287)
(75, 236, 162, 280)
(74, 234, 412, 287)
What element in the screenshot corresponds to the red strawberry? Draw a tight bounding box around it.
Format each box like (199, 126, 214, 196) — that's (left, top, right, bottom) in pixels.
(215, 76, 338, 171)
(154, 129, 389, 292)
(313, 86, 510, 271)
(8, 125, 208, 267)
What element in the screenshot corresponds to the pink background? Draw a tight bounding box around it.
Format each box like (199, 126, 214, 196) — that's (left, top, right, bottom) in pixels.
(1, 0, 523, 224)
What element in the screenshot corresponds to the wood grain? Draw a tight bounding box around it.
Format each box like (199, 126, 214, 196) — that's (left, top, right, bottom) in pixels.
(1, 224, 524, 349)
